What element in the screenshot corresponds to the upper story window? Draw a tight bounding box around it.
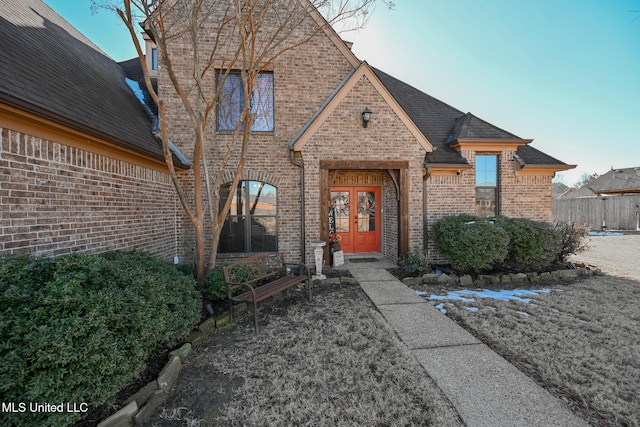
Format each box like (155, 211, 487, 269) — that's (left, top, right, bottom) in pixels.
(217, 72, 274, 132)
(151, 48, 158, 70)
(219, 180, 277, 253)
(476, 155, 498, 217)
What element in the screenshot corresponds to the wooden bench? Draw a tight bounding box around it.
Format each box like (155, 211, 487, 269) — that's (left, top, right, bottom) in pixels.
(223, 252, 311, 333)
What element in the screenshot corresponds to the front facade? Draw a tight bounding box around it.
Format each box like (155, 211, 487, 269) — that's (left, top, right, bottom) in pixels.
(153, 1, 573, 266)
(1, 0, 574, 266)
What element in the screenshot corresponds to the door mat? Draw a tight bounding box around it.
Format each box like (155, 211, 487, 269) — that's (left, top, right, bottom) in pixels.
(348, 258, 380, 263)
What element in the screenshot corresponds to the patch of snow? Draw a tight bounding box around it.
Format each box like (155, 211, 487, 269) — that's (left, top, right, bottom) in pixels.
(588, 231, 624, 236)
(125, 77, 145, 103)
(434, 302, 447, 314)
(415, 291, 428, 296)
(423, 288, 552, 304)
(466, 307, 479, 312)
(516, 311, 531, 317)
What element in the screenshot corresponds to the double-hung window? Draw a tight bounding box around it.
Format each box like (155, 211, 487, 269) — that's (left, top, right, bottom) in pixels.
(476, 155, 498, 217)
(219, 181, 277, 253)
(217, 72, 274, 132)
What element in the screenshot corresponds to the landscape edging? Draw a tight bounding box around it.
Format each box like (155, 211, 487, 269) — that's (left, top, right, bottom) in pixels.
(96, 302, 248, 427)
(403, 267, 598, 287)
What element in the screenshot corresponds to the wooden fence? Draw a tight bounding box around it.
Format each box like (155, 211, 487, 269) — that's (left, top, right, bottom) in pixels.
(553, 195, 640, 230)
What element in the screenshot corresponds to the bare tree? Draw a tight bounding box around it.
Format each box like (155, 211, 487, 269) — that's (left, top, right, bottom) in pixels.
(96, 0, 388, 284)
(574, 172, 599, 189)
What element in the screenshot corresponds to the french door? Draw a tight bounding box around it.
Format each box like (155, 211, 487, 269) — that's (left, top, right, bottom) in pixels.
(330, 186, 380, 253)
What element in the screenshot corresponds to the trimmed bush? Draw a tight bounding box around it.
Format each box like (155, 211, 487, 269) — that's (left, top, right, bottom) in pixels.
(0, 251, 201, 427)
(497, 217, 561, 270)
(432, 215, 580, 274)
(432, 215, 510, 273)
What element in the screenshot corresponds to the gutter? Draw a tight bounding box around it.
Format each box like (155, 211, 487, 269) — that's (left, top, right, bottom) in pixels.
(289, 149, 306, 264)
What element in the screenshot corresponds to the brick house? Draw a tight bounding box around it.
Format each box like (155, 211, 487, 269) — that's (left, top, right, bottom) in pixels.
(150, 1, 573, 266)
(0, 0, 188, 259)
(1, 0, 574, 266)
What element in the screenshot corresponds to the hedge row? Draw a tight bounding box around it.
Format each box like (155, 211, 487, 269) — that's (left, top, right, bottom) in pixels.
(431, 215, 587, 274)
(0, 251, 201, 427)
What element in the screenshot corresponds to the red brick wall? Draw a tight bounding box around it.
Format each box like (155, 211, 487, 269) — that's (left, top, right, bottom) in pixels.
(0, 127, 179, 260)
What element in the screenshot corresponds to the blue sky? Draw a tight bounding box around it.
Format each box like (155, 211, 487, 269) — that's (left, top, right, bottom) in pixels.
(43, 0, 640, 185)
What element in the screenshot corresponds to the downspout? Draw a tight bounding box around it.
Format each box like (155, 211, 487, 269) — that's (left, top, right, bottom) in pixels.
(289, 149, 306, 264)
(423, 167, 429, 259)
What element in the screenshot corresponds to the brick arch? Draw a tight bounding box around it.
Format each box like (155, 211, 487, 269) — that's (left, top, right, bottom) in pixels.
(221, 170, 282, 188)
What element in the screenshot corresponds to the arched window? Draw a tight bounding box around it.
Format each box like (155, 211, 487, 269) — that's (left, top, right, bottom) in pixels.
(219, 181, 277, 253)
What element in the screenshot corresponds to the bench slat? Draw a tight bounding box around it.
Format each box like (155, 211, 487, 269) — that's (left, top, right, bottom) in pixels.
(223, 252, 311, 333)
(232, 275, 308, 303)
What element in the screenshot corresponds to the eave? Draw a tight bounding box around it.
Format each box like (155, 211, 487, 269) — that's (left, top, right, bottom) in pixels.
(424, 163, 472, 177)
(515, 164, 577, 177)
(0, 100, 184, 173)
(594, 189, 640, 196)
(450, 138, 532, 152)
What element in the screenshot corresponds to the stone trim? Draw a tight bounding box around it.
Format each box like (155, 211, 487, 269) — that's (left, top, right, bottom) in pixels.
(221, 169, 282, 188)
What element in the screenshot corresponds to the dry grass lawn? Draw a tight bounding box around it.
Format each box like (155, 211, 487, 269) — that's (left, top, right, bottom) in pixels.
(146, 283, 463, 426)
(431, 276, 640, 427)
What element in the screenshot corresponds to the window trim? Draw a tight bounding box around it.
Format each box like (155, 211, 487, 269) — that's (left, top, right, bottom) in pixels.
(216, 71, 274, 133)
(475, 154, 499, 217)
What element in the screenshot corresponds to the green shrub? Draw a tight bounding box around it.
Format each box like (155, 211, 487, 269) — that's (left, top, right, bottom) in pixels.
(203, 266, 227, 301)
(497, 217, 560, 270)
(398, 248, 429, 276)
(432, 215, 510, 273)
(0, 251, 201, 427)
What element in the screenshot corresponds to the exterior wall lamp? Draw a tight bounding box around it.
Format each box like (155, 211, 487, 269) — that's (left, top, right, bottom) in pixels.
(361, 107, 372, 128)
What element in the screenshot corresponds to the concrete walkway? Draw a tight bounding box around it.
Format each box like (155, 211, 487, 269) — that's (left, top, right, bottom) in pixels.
(341, 257, 588, 427)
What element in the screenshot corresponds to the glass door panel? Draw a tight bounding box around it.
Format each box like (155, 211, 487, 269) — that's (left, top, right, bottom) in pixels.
(331, 186, 380, 253)
(357, 191, 376, 232)
(331, 191, 350, 233)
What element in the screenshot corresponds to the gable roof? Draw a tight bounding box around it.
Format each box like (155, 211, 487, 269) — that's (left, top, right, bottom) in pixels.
(289, 62, 432, 153)
(0, 0, 186, 167)
(585, 167, 640, 195)
(372, 67, 573, 170)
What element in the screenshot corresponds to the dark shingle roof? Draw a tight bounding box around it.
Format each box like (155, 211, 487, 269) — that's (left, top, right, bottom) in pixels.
(449, 112, 519, 140)
(0, 0, 184, 166)
(372, 67, 467, 164)
(373, 67, 569, 167)
(586, 167, 640, 194)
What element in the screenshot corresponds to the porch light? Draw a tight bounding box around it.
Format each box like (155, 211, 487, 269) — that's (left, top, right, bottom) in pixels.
(361, 107, 372, 128)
